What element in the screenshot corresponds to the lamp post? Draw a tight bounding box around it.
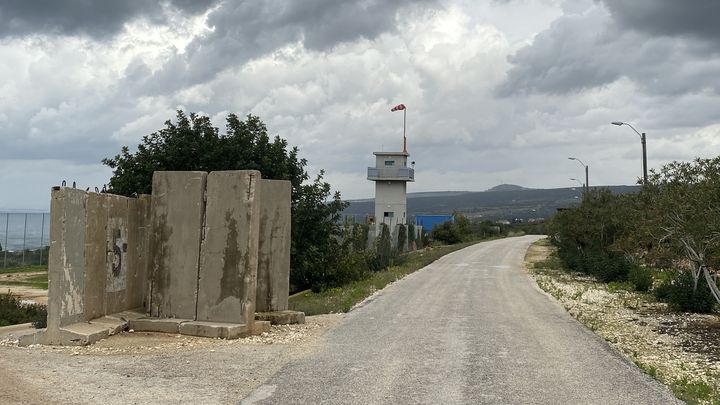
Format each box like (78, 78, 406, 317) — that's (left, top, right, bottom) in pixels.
(568, 157, 589, 194)
(569, 178, 584, 200)
(611, 121, 647, 184)
(569, 177, 584, 188)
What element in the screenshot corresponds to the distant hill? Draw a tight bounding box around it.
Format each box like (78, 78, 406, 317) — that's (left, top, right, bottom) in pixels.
(485, 184, 528, 192)
(343, 185, 641, 222)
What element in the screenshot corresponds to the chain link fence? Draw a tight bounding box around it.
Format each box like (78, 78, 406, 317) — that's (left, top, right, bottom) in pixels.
(0, 212, 50, 269)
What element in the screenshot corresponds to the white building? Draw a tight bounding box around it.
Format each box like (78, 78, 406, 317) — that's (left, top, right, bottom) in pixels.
(367, 151, 414, 233)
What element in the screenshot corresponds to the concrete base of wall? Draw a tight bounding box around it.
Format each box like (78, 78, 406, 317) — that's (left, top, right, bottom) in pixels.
(255, 310, 306, 325)
(19, 309, 274, 346)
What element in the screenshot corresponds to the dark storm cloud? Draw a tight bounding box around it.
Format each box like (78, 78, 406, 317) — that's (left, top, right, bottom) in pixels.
(600, 0, 720, 42)
(497, 2, 720, 97)
(496, 9, 622, 95)
(137, 0, 440, 92)
(0, 0, 217, 39)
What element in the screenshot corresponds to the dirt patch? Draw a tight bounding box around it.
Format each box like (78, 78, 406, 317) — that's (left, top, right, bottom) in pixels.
(523, 239, 550, 264)
(0, 284, 48, 305)
(0, 314, 343, 404)
(0, 271, 49, 304)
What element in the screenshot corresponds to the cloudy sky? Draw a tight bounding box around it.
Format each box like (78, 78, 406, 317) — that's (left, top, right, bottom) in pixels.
(2, 0, 719, 210)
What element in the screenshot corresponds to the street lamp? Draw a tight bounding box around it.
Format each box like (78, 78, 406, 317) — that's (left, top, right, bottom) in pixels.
(568, 157, 589, 194)
(570, 178, 584, 200)
(611, 121, 647, 184)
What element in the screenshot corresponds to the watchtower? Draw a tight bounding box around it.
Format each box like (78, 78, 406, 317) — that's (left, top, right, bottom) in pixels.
(367, 151, 414, 231)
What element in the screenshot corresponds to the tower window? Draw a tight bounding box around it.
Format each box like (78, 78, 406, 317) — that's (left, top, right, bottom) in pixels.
(384, 160, 395, 166)
(384, 211, 394, 218)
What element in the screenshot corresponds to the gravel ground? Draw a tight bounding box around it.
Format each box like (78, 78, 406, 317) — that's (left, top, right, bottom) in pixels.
(525, 242, 720, 404)
(0, 314, 343, 404)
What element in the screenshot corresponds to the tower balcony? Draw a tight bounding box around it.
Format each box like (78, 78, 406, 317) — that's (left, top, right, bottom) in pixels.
(367, 167, 415, 182)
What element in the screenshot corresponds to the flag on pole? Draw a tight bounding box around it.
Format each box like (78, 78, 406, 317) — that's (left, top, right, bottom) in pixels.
(391, 103, 406, 112)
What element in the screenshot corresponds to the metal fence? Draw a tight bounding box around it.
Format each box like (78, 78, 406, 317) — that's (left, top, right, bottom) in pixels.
(0, 212, 50, 269)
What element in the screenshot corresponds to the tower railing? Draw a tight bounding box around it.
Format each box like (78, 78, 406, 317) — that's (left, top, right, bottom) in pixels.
(367, 167, 415, 181)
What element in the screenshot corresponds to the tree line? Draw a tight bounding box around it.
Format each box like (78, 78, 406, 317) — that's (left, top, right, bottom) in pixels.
(547, 156, 720, 313)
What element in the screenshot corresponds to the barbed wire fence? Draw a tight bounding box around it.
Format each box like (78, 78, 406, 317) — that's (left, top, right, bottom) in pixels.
(0, 212, 50, 269)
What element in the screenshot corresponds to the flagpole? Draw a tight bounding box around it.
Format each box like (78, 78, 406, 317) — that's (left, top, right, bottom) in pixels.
(403, 108, 407, 153)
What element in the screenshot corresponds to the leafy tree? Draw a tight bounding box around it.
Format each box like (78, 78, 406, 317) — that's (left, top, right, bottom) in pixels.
(103, 110, 348, 292)
(431, 221, 462, 244)
(638, 157, 720, 303)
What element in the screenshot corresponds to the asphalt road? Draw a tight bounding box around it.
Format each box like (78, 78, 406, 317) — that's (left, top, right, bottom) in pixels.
(242, 236, 680, 404)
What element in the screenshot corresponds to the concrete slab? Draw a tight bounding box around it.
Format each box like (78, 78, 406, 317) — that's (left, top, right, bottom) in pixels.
(128, 317, 191, 334)
(251, 320, 271, 336)
(88, 316, 127, 335)
(255, 310, 306, 325)
(256, 179, 292, 312)
(178, 321, 249, 339)
(197, 171, 261, 324)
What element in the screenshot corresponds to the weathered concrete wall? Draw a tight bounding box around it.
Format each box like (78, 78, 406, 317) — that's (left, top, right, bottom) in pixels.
(197, 171, 261, 324)
(149, 171, 207, 319)
(42, 187, 152, 344)
(37, 170, 297, 345)
(256, 179, 292, 312)
(47, 187, 87, 331)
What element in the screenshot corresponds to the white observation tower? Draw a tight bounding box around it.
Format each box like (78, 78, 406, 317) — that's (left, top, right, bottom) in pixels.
(367, 103, 415, 234)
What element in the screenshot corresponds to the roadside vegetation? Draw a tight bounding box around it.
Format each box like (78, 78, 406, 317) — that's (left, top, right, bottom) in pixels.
(547, 157, 720, 313)
(528, 240, 720, 405)
(542, 156, 720, 404)
(0, 292, 46, 328)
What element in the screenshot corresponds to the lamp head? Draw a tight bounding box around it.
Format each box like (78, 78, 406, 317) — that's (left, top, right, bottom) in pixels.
(568, 157, 576, 161)
(611, 121, 624, 126)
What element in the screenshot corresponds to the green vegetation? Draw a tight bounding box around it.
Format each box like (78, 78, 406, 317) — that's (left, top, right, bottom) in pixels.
(102, 111, 347, 293)
(547, 156, 720, 313)
(289, 242, 476, 315)
(670, 378, 716, 405)
(0, 292, 46, 328)
(430, 213, 509, 245)
(0, 265, 47, 275)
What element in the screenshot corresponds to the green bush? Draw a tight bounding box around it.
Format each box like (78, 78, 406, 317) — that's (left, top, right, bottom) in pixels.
(397, 224, 407, 252)
(591, 252, 630, 283)
(557, 244, 630, 283)
(431, 221, 462, 244)
(608, 281, 635, 293)
(408, 223, 416, 248)
(654, 271, 716, 313)
(0, 293, 47, 328)
(374, 223, 396, 270)
(628, 265, 653, 292)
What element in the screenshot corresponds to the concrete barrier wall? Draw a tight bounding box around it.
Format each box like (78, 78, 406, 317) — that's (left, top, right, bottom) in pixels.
(47, 187, 87, 330)
(256, 179, 292, 312)
(149, 171, 207, 319)
(40, 170, 295, 344)
(197, 171, 261, 324)
(45, 188, 152, 334)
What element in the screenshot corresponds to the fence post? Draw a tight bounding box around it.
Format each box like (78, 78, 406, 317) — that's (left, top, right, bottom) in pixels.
(3, 214, 7, 269)
(39, 213, 46, 266)
(22, 213, 28, 266)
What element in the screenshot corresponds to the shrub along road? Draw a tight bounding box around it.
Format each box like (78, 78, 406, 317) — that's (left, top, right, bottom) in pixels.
(242, 236, 680, 404)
